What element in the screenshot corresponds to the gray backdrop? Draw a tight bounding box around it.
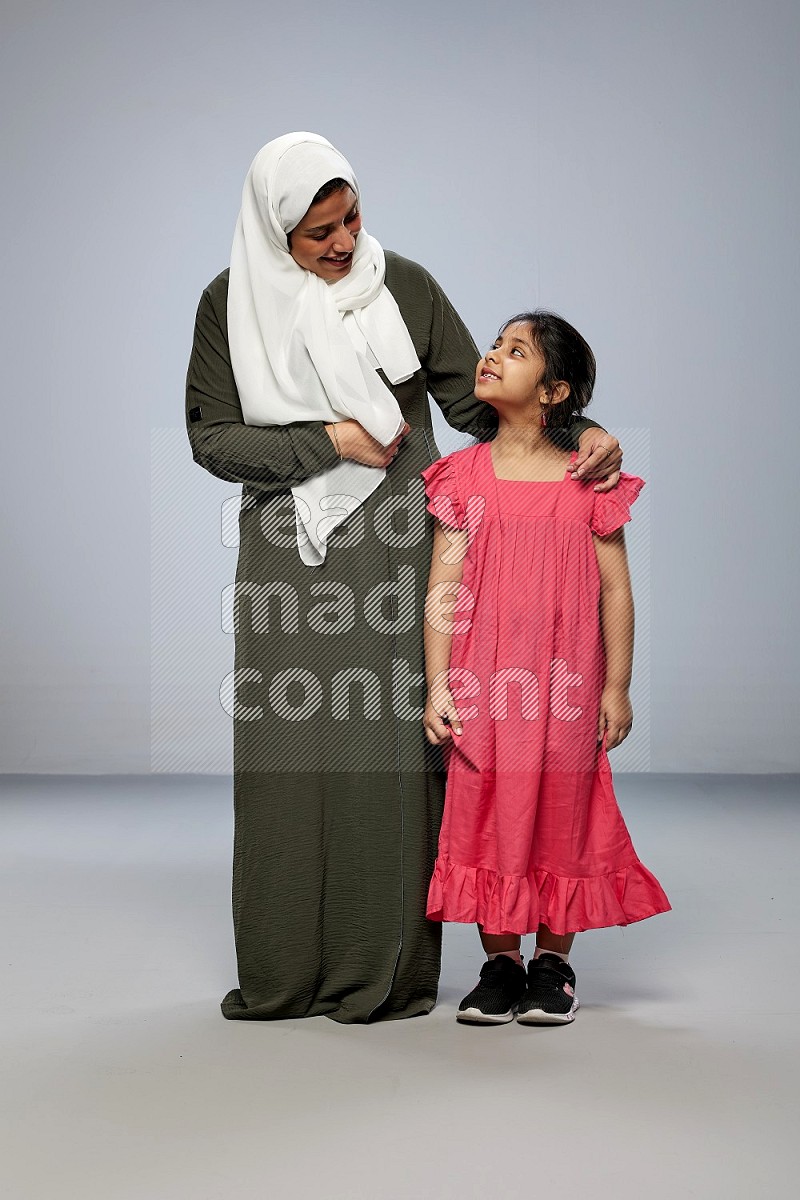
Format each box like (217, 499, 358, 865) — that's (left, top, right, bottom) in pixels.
(2, 0, 797, 773)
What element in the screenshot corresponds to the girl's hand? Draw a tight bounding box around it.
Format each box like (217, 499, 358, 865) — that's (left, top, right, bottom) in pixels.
(423, 687, 463, 745)
(572, 429, 622, 492)
(328, 420, 411, 468)
(597, 684, 633, 750)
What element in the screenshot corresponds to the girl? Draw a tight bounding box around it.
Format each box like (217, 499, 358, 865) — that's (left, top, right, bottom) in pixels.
(421, 311, 671, 1025)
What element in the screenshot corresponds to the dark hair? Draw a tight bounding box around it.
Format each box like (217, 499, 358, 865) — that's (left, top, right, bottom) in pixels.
(472, 310, 596, 446)
(310, 176, 352, 206)
(286, 178, 353, 249)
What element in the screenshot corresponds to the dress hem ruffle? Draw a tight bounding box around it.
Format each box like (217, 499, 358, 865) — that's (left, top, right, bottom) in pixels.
(426, 854, 672, 936)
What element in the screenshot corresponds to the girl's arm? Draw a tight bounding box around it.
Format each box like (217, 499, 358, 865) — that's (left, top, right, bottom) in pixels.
(422, 518, 470, 744)
(593, 528, 635, 749)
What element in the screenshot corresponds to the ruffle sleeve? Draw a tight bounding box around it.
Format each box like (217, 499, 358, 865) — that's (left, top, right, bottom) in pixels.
(420, 454, 464, 531)
(590, 472, 646, 537)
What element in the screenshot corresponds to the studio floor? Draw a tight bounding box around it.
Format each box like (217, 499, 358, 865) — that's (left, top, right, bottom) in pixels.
(1, 772, 797, 1200)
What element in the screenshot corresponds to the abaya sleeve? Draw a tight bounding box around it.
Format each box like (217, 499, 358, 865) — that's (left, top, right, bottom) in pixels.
(186, 278, 341, 493)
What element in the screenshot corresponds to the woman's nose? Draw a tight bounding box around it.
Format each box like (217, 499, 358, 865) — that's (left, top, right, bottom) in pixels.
(331, 226, 356, 253)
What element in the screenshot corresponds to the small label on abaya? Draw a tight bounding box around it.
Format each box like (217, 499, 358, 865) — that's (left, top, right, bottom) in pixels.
(189, 406, 202, 423)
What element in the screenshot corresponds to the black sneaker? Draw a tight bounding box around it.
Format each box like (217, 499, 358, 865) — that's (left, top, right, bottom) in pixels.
(457, 955, 527, 1024)
(516, 953, 579, 1025)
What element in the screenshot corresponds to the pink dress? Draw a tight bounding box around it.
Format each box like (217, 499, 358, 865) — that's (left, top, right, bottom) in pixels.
(421, 441, 671, 936)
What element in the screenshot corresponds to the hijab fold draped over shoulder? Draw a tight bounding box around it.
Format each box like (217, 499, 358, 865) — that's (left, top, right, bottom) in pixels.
(227, 132, 421, 566)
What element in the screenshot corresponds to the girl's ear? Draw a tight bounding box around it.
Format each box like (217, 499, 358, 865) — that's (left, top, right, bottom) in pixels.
(550, 381, 571, 408)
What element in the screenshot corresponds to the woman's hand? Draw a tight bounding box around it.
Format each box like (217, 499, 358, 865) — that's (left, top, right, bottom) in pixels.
(423, 685, 463, 745)
(597, 684, 633, 750)
(326, 420, 411, 468)
(572, 429, 623, 492)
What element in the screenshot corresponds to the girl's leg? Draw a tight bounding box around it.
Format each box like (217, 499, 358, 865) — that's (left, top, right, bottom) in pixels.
(479, 925, 522, 963)
(535, 922, 576, 957)
(456, 925, 527, 1024)
(517, 923, 580, 1024)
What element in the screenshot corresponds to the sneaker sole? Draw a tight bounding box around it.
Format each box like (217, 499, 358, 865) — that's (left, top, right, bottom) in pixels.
(516, 997, 580, 1025)
(457, 1006, 516, 1025)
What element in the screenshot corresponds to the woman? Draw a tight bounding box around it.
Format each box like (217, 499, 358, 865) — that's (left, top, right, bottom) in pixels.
(185, 132, 623, 1023)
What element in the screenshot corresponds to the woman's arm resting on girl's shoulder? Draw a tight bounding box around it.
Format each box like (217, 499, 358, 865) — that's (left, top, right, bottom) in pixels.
(420, 269, 610, 447)
(185, 287, 342, 492)
(419, 270, 619, 481)
(593, 528, 635, 749)
(422, 518, 469, 745)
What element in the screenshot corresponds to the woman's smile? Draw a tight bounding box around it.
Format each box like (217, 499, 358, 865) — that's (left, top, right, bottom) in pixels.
(320, 250, 354, 272)
(288, 185, 362, 279)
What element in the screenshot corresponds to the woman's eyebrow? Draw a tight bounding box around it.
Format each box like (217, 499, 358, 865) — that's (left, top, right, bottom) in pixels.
(301, 205, 359, 236)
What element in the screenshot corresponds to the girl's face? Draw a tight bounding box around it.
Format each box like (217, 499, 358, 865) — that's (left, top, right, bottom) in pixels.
(287, 185, 363, 280)
(475, 322, 549, 411)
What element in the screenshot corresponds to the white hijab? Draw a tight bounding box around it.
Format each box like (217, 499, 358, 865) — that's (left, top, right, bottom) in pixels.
(227, 132, 420, 566)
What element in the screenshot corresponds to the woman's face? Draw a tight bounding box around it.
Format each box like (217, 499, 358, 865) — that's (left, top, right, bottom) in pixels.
(288, 185, 362, 280)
